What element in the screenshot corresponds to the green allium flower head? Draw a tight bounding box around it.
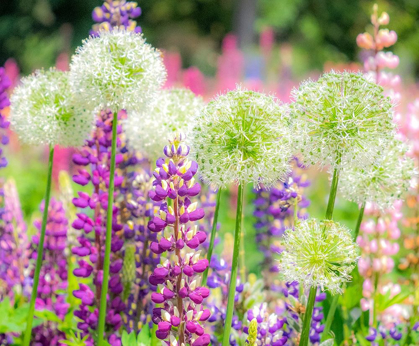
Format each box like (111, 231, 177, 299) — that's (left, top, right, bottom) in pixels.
(291, 71, 396, 169)
(339, 138, 416, 210)
(279, 218, 359, 294)
(69, 28, 167, 114)
(124, 88, 205, 160)
(190, 86, 292, 188)
(10, 68, 93, 147)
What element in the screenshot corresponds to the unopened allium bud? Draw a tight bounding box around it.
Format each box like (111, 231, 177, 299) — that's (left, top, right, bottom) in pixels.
(339, 139, 416, 210)
(69, 28, 167, 113)
(191, 86, 292, 188)
(125, 88, 204, 160)
(291, 71, 396, 170)
(10, 68, 93, 147)
(279, 218, 359, 294)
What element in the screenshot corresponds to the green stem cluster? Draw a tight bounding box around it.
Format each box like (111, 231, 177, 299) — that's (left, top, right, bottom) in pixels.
(97, 112, 118, 346)
(23, 145, 55, 346)
(222, 184, 245, 346)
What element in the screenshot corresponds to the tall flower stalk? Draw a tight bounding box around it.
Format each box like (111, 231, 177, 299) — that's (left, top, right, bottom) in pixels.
(191, 86, 292, 345)
(148, 134, 211, 345)
(9, 68, 94, 345)
(69, 27, 166, 345)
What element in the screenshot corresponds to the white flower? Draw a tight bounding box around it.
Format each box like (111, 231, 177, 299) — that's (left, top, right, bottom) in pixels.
(279, 218, 359, 294)
(290, 71, 396, 170)
(10, 68, 93, 147)
(190, 86, 292, 188)
(69, 28, 167, 114)
(124, 88, 204, 160)
(339, 139, 416, 210)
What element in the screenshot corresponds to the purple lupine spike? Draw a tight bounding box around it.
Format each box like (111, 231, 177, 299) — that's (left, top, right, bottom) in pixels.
(29, 199, 69, 345)
(148, 135, 211, 346)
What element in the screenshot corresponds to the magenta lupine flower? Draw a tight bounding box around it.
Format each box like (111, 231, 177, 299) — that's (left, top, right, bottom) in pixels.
(71, 110, 126, 345)
(148, 135, 211, 346)
(29, 198, 69, 345)
(0, 66, 10, 170)
(91, 0, 142, 34)
(0, 179, 27, 299)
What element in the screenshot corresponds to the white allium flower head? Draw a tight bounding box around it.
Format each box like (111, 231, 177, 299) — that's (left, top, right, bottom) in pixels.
(10, 68, 93, 147)
(339, 138, 416, 210)
(124, 88, 204, 160)
(69, 28, 167, 114)
(291, 71, 396, 169)
(279, 218, 359, 294)
(190, 86, 293, 188)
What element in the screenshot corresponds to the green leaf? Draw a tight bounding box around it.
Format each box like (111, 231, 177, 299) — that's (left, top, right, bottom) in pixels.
(137, 324, 151, 346)
(35, 309, 63, 324)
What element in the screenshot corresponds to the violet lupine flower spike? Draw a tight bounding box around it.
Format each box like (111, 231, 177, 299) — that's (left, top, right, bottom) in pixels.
(148, 134, 212, 346)
(0, 66, 11, 170)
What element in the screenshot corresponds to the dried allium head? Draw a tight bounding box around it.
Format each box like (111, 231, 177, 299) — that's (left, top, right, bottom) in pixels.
(279, 218, 359, 294)
(339, 139, 416, 210)
(291, 71, 395, 169)
(69, 28, 166, 113)
(190, 86, 292, 188)
(125, 88, 204, 160)
(10, 68, 93, 147)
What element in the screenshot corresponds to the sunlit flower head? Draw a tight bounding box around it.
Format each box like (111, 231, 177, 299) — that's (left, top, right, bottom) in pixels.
(290, 71, 395, 169)
(339, 138, 416, 210)
(10, 68, 93, 147)
(124, 88, 204, 160)
(279, 218, 359, 294)
(190, 86, 292, 188)
(69, 28, 166, 113)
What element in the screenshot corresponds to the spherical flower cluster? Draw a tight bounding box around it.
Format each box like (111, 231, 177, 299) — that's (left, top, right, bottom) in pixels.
(279, 219, 359, 294)
(10, 68, 93, 147)
(244, 303, 288, 346)
(290, 71, 395, 169)
(339, 139, 415, 210)
(190, 86, 292, 188)
(125, 88, 205, 160)
(147, 135, 211, 346)
(69, 28, 167, 114)
(92, 0, 142, 34)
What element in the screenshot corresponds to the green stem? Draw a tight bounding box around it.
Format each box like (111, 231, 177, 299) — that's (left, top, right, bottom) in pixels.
(353, 202, 366, 241)
(320, 167, 340, 342)
(201, 189, 222, 286)
(239, 211, 246, 282)
(23, 145, 55, 346)
(299, 286, 317, 346)
(97, 112, 118, 346)
(325, 168, 339, 220)
(222, 183, 245, 346)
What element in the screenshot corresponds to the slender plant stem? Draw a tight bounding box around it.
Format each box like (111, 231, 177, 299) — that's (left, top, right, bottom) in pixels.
(222, 183, 245, 346)
(320, 167, 340, 342)
(353, 202, 366, 241)
(97, 112, 118, 346)
(201, 189, 222, 286)
(239, 210, 246, 282)
(325, 168, 339, 220)
(299, 286, 317, 346)
(23, 145, 55, 346)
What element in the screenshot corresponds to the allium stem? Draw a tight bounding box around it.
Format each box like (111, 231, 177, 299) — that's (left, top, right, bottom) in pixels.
(202, 188, 222, 286)
(23, 145, 55, 346)
(299, 286, 317, 346)
(320, 167, 340, 342)
(222, 183, 244, 346)
(325, 168, 339, 219)
(97, 112, 118, 346)
(353, 202, 366, 240)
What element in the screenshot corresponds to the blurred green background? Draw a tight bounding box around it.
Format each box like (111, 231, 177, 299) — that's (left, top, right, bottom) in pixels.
(1, 0, 419, 78)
